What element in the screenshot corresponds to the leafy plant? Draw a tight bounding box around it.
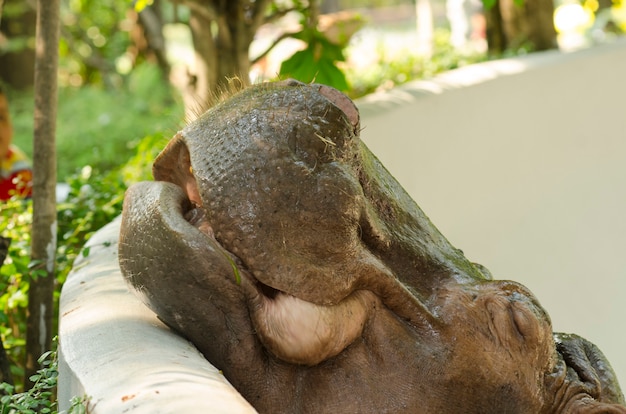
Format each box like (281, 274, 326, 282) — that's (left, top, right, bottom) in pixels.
(0, 200, 33, 384)
(279, 29, 349, 91)
(0, 130, 159, 392)
(59, 0, 137, 87)
(0, 347, 88, 414)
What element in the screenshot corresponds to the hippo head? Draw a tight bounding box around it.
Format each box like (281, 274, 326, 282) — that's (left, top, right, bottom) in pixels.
(119, 80, 626, 413)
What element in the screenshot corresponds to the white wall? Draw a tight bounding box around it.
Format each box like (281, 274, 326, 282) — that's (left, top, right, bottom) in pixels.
(358, 37, 626, 385)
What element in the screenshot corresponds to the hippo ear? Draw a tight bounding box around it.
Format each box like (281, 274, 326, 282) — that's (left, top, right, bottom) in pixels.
(554, 333, 626, 411)
(151, 133, 202, 207)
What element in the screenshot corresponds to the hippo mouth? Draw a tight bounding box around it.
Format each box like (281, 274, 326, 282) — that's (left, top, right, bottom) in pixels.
(167, 165, 429, 366)
(182, 196, 371, 363)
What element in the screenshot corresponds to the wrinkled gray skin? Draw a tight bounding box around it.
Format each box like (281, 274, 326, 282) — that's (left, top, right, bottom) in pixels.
(119, 80, 626, 413)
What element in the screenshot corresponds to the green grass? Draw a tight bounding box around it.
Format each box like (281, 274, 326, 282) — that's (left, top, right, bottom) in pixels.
(10, 63, 184, 181)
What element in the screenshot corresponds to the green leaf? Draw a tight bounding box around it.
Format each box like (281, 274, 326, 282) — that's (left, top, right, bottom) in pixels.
(316, 36, 346, 63)
(279, 38, 348, 91)
(280, 48, 318, 83)
(315, 59, 349, 91)
(482, 0, 498, 9)
(37, 350, 54, 365)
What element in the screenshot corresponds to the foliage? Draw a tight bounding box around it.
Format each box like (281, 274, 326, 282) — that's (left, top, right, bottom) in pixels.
(0, 200, 32, 384)
(0, 347, 88, 414)
(0, 127, 161, 392)
(5, 63, 177, 385)
(10, 63, 183, 182)
(279, 28, 349, 91)
(553, 0, 626, 41)
(59, 0, 137, 87)
(275, 1, 352, 91)
(0, 1, 35, 54)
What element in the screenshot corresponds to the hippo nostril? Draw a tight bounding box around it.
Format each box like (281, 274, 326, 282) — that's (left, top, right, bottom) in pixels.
(182, 203, 215, 237)
(184, 204, 204, 226)
(314, 84, 360, 133)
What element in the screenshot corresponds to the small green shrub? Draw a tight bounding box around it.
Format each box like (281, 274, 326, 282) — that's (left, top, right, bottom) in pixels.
(0, 347, 88, 414)
(0, 131, 160, 394)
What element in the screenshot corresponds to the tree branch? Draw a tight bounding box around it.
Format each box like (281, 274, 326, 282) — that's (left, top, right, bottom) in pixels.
(263, 6, 298, 25)
(248, 0, 273, 30)
(173, 0, 218, 21)
(250, 30, 301, 65)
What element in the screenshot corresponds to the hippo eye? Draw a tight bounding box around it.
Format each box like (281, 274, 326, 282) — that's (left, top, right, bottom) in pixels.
(510, 301, 536, 339)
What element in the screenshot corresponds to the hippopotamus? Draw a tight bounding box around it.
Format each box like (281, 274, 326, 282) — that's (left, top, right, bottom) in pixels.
(118, 79, 626, 413)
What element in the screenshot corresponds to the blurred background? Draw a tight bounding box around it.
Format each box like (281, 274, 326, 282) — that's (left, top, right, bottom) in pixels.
(1, 0, 624, 179)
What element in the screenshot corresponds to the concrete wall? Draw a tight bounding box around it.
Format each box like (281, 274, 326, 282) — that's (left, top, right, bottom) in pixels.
(359, 37, 626, 385)
(58, 38, 626, 410)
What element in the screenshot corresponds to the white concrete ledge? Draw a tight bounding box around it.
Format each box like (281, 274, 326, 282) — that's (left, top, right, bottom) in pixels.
(57, 217, 257, 413)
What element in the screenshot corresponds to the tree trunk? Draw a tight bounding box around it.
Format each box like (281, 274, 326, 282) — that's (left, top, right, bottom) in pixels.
(177, 0, 272, 116)
(485, 0, 557, 53)
(499, 0, 557, 50)
(187, 7, 219, 109)
(186, 3, 253, 106)
(215, 4, 253, 89)
(0, 0, 36, 89)
(485, 0, 508, 54)
(25, 0, 59, 388)
(136, 0, 171, 80)
(320, 0, 339, 14)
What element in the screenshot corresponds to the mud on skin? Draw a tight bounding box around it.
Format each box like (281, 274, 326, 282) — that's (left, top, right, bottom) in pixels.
(118, 80, 626, 413)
